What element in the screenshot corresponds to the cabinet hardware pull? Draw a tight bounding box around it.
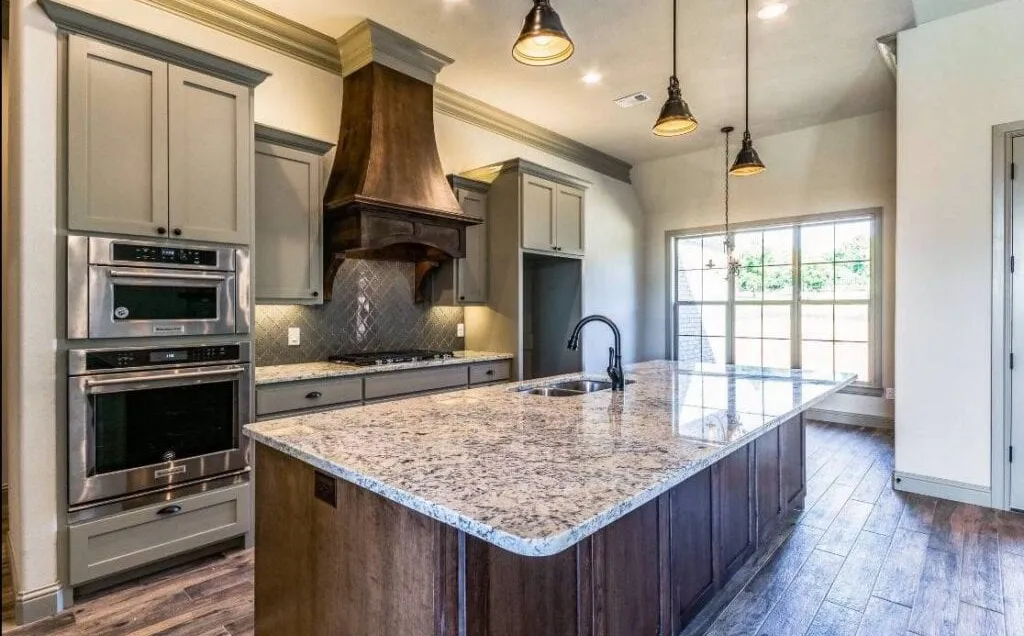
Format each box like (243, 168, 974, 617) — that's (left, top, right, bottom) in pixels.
(306, 391, 322, 399)
(312, 291, 319, 297)
(459, 296, 465, 301)
(485, 370, 495, 376)
(156, 226, 167, 235)
(157, 505, 182, 516)
(172, 228, 182, 236)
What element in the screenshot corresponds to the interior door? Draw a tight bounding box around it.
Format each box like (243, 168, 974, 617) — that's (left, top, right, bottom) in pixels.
(1012, 133, 1024, 511)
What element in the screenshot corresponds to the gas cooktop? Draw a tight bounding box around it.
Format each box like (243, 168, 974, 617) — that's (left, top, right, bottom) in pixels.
(328, 349, 454, 367)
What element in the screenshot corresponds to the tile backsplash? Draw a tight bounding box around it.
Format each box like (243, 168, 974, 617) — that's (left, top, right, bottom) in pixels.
(254, 260, 463, 366)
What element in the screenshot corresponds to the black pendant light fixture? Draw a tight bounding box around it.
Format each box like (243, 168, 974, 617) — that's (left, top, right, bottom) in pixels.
(512, 1, 575, 66)
(653, 0, 698, 136)
(730, 0, 766, 176)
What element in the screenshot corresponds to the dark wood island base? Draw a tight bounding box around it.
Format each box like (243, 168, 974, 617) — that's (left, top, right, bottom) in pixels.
(254, 414, 806, 636)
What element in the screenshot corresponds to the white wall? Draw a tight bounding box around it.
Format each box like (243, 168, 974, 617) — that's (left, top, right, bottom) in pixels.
(895, 0, 1024, 489)
(6, 0, 644, 608)
(632, 111, 898, 417)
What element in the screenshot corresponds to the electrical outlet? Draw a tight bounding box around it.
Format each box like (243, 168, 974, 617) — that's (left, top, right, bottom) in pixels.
(288, 327, 301, 346)
(457, 323, 465, 338)
(885, 387, 896, 400)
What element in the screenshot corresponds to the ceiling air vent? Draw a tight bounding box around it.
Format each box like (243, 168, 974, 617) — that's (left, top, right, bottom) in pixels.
(614, 91, 650, 108)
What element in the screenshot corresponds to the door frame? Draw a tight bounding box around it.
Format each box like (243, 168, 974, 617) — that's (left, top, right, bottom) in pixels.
(991, 120, 1024, 511)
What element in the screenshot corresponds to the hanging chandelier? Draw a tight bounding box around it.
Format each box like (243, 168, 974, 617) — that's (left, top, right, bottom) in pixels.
(711, 126, 742, 275)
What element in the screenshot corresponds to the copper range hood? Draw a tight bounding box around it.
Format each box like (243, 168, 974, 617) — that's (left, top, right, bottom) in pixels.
(323, 20, 481, 302)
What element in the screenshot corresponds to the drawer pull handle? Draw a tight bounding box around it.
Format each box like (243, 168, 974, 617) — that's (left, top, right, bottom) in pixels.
(485, 370, 495, 376)
(306, 391, 322, 399)
(157, 505, 182, 516)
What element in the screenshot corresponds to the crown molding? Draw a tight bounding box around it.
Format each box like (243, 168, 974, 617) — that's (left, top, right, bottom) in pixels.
(136, 0, 341, 73)
(434, 86, 631, 183)
(255, 123, 334, 155)
(134, 0, 633, 183)
(337, 19, 452, 85)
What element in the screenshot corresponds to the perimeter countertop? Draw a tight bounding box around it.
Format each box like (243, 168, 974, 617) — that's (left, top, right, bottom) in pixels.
(244, 361, 854, 556)
(254, 350, 514, 386)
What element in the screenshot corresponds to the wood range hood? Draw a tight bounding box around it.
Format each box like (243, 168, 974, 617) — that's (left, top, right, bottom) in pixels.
(323, 20, 481, 302)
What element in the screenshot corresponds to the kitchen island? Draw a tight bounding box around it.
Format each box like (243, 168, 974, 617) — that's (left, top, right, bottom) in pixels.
(244, 360, 854, 636)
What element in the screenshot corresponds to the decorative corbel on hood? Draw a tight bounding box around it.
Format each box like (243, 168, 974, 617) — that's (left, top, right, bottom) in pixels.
(323, 20, 482, 303)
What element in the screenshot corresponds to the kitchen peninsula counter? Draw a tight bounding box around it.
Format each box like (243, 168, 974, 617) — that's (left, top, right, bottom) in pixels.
(245, 361, 854, 636)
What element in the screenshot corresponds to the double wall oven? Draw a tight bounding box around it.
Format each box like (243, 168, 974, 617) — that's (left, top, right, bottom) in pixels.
(66, 235, 253, 512)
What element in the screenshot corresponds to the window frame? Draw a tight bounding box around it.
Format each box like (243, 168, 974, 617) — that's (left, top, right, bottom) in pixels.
(666, 208, 884, 389)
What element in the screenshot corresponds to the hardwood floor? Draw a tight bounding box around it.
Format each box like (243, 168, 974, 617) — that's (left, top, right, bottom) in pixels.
(1, 422, 1022, 635)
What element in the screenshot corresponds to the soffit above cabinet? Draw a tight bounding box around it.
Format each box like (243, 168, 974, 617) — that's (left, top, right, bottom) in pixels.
(39, 0, 270, 87)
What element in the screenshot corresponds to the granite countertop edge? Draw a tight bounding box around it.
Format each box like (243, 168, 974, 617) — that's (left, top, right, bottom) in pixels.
(254, 351, 515, 386)
(244, 371, 855, 557)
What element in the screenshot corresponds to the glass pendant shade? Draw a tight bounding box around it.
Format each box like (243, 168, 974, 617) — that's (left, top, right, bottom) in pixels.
(730, 132, 766, 176)
(512, 1, 574, 66)
(652, 76, 698, 136)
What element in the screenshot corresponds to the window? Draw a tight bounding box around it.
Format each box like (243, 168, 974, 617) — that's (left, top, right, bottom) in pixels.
(672, 213, 879, 385)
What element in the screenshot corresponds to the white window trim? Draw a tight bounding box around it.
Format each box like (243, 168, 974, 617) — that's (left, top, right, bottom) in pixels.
(665, 208, 884, 389)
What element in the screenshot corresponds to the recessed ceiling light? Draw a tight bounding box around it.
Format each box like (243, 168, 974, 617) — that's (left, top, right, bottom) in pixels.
(757, 2, 788, 20)
(581, 71, 603, 85)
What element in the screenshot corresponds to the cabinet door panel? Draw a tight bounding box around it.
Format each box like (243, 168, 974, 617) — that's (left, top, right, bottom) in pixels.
(457, 189, 487, 303)
(555, 185, 585, 255)
(716, 445, 755, 581)
(756, 426, 782, 542)
(67, 36, 168, 237)
(168, 66, 251, 244)
(780, 415, 806, 509)
(521, 175, 556, 251)
(254, 142, 321, 303)
(669, 467, 715, 633)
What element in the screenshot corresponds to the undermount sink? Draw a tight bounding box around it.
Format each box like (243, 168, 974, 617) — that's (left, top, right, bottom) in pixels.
(519, 379, 634, 397)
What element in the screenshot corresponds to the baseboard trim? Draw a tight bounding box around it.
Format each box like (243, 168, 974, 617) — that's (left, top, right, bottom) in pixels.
(805, 408, 894, 429)
(13, 582, 63, 626)
(893, 471, 992, 507)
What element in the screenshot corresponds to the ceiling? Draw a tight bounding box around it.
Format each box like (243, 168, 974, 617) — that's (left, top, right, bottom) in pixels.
(912, 0, 1006, 23)
(249, 0, 917, 165)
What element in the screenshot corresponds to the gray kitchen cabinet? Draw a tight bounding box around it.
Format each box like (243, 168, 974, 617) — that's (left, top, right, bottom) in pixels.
(65, 34, 256, 245)
(520, 172, 585, 256)
(256, 376, 361, 416)
(168, 66, 252, 244)
(67, 35, 169, 237)
(432, 176, 489, 305)
(363, 366, 468, 401)
(253, 125, 334, 304)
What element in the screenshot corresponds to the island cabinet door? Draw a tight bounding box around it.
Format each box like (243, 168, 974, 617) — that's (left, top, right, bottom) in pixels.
(755, 426, 784, 542)
(714, 444, 756, 582)
(779, 415, 807, 509)
(666, 467, 716, 633)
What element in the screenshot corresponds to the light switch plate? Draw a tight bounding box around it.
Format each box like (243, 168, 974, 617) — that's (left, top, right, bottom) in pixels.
(288, 327, 301, 346)
(457, 323, 465, 338)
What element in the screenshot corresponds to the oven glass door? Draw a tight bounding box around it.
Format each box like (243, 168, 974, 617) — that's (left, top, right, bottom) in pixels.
(69, 365, 249, 506)
(88, 266, 236, 338)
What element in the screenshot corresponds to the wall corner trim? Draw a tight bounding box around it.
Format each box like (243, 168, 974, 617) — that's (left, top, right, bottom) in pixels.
(38, 0, 270, 87)
(892, 471, 992, 507)
(133, 0, 633, 183)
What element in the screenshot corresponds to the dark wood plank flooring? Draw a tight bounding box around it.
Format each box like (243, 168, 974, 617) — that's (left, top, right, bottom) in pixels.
(1, 423, 1022, 635)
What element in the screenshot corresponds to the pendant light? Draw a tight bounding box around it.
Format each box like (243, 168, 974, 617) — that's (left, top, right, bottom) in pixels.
(512, 1, 574, 66)
(653, 0, 698, 136)
(730, 0, 766, 175)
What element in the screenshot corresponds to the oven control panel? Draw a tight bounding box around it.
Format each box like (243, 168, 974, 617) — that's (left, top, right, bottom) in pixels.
(85, 345, 242, 371)
(112, 243, 218, 267)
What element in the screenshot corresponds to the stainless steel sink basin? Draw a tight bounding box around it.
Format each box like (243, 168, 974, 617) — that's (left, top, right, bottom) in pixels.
(523, 387, 587, 397)
(549, 380, 614, 393)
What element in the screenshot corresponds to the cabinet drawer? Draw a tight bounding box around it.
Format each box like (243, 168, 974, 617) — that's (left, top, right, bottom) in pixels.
(469, 361, 511, 384)
(68, 483, 250, 585)
(256, 377, 363, 416)
(364, 366, 467, 401)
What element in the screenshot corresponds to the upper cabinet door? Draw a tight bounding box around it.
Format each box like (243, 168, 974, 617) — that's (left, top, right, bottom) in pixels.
(521, 175, 556, 252)
(254, 141, 322, 304)
(67, 36, 169, 237)
(457, 188, 488, 304)
(168, 66, 251, 244)
(555, 184, 585, 255)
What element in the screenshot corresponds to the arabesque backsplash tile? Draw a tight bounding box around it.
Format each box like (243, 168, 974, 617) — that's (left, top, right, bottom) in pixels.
(254, 260, 463, 366)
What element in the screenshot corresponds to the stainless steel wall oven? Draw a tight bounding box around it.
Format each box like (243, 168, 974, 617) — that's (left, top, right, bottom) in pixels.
(68, 235, 250, 339)
(67, 342, 252, 507)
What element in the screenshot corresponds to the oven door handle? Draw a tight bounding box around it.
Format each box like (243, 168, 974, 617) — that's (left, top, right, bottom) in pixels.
(107, 269, 230, 282)
(84, 366, 247, 388)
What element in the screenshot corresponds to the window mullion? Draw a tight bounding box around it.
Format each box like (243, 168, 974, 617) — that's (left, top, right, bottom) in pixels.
(792, 226, 802, 370)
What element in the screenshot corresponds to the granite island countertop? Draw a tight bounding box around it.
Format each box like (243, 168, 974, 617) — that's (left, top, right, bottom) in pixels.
(244, 360, 855, 556)
(254, 350, 514, 386)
